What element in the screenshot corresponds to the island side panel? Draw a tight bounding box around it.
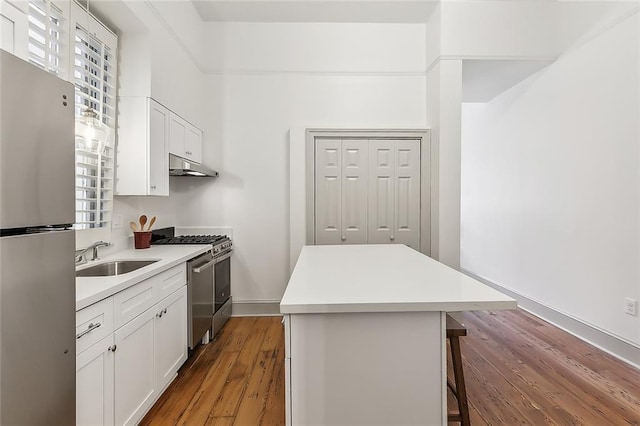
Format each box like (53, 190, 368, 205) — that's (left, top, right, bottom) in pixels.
(289, 311, 444, 425)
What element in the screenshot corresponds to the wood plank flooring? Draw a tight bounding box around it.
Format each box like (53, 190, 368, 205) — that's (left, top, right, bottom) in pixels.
(142, 310, 640, 425)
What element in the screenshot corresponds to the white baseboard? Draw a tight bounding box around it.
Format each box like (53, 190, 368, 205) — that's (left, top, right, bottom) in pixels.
(232, 300, 281, 317)
(461, 268, 640, 370)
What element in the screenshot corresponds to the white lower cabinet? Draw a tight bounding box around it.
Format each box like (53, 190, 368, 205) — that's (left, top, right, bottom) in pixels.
(76, 335, 115, 426)
(76, 268, 189, 426)
(114, 307, 157, 425)
(154, 286, 188, 392)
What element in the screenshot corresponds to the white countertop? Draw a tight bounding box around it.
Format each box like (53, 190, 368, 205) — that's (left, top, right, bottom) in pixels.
(76, 245, 210, 310)
(280, 245, 517, 314)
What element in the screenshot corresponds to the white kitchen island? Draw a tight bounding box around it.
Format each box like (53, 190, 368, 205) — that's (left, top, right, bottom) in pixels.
(280, 245, 517, 426)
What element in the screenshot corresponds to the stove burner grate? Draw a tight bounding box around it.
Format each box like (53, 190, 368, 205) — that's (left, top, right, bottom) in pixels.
(152, 234, 228, 245)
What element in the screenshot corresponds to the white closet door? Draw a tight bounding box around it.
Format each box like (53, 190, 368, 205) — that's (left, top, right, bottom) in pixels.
(368, 140, 395, 244)
(341, 140, 368, 244)
(315, 139, 342, 245)
(394, 140, 421, 249)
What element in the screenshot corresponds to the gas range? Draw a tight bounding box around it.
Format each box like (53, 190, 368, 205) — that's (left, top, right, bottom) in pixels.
(151, 227, 233, 344)
(151, 227, 233, 257)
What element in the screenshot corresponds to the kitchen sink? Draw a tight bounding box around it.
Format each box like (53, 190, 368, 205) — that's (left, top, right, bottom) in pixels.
(76, 260, 159, 277)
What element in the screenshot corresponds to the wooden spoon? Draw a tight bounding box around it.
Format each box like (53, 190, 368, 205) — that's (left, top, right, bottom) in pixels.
(139, 215, 147, 231)
(130, 221, 138, 232)
(147, 216, 156, 231)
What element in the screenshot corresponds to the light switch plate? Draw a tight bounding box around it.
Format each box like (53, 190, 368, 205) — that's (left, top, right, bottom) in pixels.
(112, 213, 123, 229)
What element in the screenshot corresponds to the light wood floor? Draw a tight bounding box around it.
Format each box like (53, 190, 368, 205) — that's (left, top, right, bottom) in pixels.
(142, 310, 640, 425)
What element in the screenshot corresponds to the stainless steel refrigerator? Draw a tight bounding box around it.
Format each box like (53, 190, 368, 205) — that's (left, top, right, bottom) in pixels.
(0, 50, 76, 424)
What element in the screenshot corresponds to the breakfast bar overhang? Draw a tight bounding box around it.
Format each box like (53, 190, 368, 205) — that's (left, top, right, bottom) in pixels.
(280, 244, 517, 426)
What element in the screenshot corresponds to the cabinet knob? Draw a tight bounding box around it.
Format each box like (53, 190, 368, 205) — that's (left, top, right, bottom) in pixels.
(390, 235, 395, 241)
(150, 185, 156, 190)
(163, 308, 168, 314)
(108, 345, 117, 352)
(341, 236, 346, 242)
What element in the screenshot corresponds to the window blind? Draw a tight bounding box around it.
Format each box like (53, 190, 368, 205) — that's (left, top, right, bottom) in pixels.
(72, 7, 117, 230)
(27, 0, 65, 75)
(28, 0, 118, 231)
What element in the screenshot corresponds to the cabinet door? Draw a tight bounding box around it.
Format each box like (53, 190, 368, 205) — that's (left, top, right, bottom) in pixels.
(148, 99, 169, 196)
(169, 112, 187, 158)
(154, 286, 188, 391)
(185, 125, 202, 163)
(368, 140, 395, 244)
(114, 308, 156, 426)
(76, 335, 115, 426)
(341, 139, 368, 244)
(0, 0, 28, 60)
(393, 140, 420, 249)
(315, 139, 342, 245)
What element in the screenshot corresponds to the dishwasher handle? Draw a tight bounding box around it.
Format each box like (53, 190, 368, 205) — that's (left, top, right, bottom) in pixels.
(193, 259, 215, 274)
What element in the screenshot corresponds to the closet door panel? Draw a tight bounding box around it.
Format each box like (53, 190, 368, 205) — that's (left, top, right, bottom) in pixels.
(315, 139, 342, 245)
(394, 140, 421, 249)
(341, 140, 368, 244)
(368, 140, 394, 244)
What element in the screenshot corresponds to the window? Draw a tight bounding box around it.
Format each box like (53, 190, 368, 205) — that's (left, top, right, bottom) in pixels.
(71, 3, 117, 229)
(27, 0, 118, 231)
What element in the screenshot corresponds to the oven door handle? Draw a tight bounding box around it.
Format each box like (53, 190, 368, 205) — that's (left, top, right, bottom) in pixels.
(213, 250, 233, 264)
(193, 259, 216, 274)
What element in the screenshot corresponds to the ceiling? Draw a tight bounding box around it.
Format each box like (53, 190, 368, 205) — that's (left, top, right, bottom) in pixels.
(191, 1, 439, 23)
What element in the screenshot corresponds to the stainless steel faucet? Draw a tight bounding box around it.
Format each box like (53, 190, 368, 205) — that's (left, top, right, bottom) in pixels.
(75, 241, 110, 265)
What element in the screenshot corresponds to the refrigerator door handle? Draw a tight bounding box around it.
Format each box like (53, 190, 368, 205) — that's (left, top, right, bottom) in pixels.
(76, 322, 102, 339)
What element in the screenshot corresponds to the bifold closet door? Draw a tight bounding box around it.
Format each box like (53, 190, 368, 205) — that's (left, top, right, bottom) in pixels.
(315, 139, 342, 245)
(341, 140, 368, 244)
(368, 140, 395, 244)
(315, 139, 368, 245)
(393, 140, 420, 249)
(369, 140, 420, 249)
(315, 138, 419, 248)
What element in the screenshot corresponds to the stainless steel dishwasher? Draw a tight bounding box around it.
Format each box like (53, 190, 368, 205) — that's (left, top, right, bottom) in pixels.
(187, 251, 215, 349)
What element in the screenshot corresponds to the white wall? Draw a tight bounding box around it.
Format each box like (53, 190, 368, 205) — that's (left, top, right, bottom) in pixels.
(192, 23, 427, 303)
(461, 12, 640, 345)
(103, 0, 213, 247)
(426, 59, 462, 269)
(436, 1, 637, 62)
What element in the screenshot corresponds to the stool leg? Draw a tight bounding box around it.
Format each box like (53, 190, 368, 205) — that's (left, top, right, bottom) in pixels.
(450, 336, 471, 426)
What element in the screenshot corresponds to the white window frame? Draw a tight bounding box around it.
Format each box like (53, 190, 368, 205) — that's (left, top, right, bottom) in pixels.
(69, 0, 117, 232)
(25, 0, 119, 245)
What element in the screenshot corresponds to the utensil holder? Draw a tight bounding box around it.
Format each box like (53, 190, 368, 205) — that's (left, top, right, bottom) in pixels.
(134, 231, 152, 249)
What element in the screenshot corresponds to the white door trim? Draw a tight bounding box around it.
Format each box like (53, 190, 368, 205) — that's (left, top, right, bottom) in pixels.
(288, 128, 432, 274)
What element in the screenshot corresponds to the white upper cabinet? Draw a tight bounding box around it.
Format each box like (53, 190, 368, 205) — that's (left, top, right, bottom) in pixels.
(0, 1, 28, 60)
(315, 138, 421, 249)
(169, 112, 203, 164)
(116, 97, 169, 196)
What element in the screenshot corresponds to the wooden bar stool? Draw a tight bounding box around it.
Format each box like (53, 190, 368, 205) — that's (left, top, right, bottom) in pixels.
(446, 314, 471, 426)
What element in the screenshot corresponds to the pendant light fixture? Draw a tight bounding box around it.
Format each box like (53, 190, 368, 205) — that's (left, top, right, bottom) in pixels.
(74, 0, 112, 155)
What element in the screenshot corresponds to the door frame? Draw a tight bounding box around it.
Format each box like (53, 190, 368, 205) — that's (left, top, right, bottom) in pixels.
(305, 128, 431, 254)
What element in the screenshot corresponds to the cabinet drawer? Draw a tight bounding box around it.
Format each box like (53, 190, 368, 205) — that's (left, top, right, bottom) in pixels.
(154, 263, 186, 303)
(76, 297, 114, 355)
(113, 278, 155, 329)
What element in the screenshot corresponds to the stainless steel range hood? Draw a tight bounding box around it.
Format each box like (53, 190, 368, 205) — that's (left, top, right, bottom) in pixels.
(169, 154, 219, 177)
